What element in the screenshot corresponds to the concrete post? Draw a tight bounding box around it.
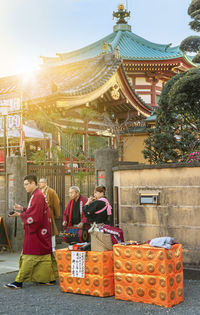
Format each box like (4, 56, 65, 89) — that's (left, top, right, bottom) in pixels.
(5, 156, 27, 252)
(94, 148, 118, 207)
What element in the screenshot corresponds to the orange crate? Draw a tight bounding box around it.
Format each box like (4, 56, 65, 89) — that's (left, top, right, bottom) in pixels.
(56, 249, 72, 273)
(56, 249, 113, 275)
(114, 271, 184, 306)
(113, 243, 184, 308)
(58, 272, 114, 297)
(114, 243, 182, 276)
(85, 251, 114, 275)
(56, 249, 114, 297)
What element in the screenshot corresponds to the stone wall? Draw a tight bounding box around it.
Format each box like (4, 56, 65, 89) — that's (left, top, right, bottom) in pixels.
(5, 157, 27, 252)
(95, 148, 118, 206)
(113, 163, 200, 266)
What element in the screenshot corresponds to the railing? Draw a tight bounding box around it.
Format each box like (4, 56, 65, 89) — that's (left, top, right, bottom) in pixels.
(63, 159, 95, 174)
(26, 158, 95, 173)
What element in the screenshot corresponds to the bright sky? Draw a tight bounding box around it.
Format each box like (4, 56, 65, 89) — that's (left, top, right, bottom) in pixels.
(0, 0, 194, 78)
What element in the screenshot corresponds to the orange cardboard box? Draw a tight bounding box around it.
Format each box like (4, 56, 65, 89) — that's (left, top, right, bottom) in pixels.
(56, 249, 113, 275)
(56, 249, 114, 297)
(59, 272, 114, 297)
(113, 243, 184, 308)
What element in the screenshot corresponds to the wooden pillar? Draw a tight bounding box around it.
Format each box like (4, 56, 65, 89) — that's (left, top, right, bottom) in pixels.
(151, 81, 156, 107)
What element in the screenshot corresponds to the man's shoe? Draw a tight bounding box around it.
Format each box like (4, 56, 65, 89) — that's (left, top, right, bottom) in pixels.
(4, 281, 22, 289)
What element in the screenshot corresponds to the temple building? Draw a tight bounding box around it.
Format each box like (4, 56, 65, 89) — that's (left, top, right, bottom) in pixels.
(41, 4, 195, 108)
(0, 4, 196, 163)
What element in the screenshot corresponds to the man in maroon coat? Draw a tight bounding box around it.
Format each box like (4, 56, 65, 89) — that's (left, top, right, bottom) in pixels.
(63, 186, 88, 228)
(4, 174, 58, 289)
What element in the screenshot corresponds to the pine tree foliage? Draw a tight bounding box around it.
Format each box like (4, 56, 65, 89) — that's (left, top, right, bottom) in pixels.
(180, 0, 200, 62)
(192, 51, 200, 62)
(143, 69, 200, 164)
(180, 36, 200, 52)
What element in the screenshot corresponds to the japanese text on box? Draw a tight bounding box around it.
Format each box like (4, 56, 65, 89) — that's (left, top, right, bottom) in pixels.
(71, 251, 85, 278)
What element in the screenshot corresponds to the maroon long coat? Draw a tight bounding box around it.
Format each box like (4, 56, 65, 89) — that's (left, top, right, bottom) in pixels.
(20, 188, 52, 255)
(63, 195, 88, 226)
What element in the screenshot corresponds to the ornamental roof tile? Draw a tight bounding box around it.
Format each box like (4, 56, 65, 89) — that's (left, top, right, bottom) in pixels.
(43, 26, 191, 66)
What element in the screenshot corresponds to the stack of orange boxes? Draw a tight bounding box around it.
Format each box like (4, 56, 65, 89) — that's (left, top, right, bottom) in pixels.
(56, 248, 114, 297)
(113, 243, 184, 307)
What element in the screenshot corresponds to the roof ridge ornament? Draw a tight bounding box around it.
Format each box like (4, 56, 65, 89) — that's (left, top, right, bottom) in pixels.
(113, 4, 130, 25)
(102, 41, 113, 53)
(101, 42, 121, 61)
(164, 43, 172, 51)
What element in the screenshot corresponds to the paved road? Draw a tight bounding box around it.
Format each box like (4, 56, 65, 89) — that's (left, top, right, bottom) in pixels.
(0, 272, 200, 315)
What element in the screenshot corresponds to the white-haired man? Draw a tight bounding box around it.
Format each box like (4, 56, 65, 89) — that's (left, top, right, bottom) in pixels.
(63, 186, 88, 228)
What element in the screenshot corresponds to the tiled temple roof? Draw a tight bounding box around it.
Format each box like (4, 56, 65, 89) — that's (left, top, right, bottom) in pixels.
(0, 53, 152, 116)
(0, 54, 122, 100)
(42, 24, 194, 66)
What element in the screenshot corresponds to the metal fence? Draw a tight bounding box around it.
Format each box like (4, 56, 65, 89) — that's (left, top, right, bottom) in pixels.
(27, 161, 95, 230)
(64, 160, 95, 197)
(27, 164, 65, 230)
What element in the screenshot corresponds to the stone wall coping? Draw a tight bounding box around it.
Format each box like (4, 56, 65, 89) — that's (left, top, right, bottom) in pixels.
(113, 162, 200, 171)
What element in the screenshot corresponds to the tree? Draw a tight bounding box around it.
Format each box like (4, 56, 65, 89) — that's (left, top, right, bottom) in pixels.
(143, 68, 200, 163)
(180, 0, 200, 63)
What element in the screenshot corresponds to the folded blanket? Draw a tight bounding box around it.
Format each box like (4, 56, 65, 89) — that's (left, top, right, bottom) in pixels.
(149, 237, 174, 249)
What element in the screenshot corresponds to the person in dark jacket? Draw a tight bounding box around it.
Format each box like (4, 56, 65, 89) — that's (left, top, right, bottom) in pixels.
(83, 186, 112, 224)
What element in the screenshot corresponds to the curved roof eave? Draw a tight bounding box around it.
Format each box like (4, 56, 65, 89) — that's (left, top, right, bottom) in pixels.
(52, 27, 186, 65)
(116, 65, 152, 117)
(182, 54, 198, 67)
(48, 60, 152, 117)
(56, 32, 116, 60)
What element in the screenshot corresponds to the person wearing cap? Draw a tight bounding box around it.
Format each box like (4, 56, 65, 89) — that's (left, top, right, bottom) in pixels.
(63, 186, 88, 228)
(83, 186, 112, 224)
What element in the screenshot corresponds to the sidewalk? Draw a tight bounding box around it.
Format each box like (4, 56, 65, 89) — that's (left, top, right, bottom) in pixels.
(0, 251, 20, 274)
(0, 242, 65, 275)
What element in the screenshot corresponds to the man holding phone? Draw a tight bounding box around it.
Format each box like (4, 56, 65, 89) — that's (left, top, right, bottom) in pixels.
(4, 174, 58, 289)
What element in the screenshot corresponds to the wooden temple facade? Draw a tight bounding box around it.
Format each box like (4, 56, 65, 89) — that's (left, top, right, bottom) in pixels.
(0, 4, 196, 163)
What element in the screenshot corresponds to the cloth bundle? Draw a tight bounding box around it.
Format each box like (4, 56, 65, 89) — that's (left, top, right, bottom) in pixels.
(99, 225, 124, 245)
(149, 237, 174, 249)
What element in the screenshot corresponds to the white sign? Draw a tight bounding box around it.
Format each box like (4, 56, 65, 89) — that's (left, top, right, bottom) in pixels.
(0, 115, 21, 131)
(0, 97, 21, 112)
(71, 251, 85, 278)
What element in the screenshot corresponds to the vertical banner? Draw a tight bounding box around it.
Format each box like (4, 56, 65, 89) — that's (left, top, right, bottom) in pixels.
(71, 251, 85, 278)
